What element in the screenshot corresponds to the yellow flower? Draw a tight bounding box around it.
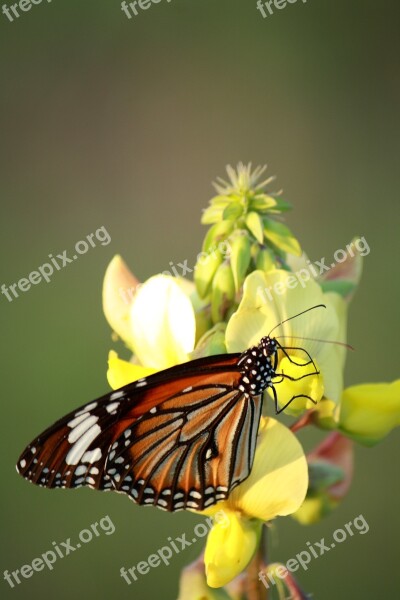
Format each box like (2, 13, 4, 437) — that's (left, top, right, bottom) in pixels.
(177, 558, 231, 600)
(106, 350, 155, 390)
(275, 356, 324, 416)
(337, 380, 400, 446)
(313, 380, 400, 447)
(225, 270, 347, 414)
(103, 256, 198, 384)
(203, 418, 308, 587)
(102, 255, 140, 350)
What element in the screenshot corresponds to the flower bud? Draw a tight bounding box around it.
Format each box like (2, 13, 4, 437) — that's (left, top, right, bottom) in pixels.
(211, 262, 236, 324)
(338, 380, 400, 445)
(230, 234, 252, 292)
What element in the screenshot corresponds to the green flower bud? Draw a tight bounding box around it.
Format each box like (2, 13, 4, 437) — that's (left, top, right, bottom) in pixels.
(223, 201, 244, 221)
(194, 248, 223, 299)
(248, 193, 278, 213)
(255, 247, 276, 272)
(211, 262, 236, 324)
(192, 323, 227, 358)
(202, 220, 234, 254)
(230, 235, 251, 292)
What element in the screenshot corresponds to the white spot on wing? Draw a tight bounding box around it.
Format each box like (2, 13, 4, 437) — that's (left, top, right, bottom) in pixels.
(68, 415, 99, 444)
(75, 402, 97, 417)
(81, 448, 102, 463)
(135, 381, 147, 388)
(106, 402, 120, 413)
(190, 490, 202, 499)
(65, 424, 102, 465)
(68, 413, 90, 428)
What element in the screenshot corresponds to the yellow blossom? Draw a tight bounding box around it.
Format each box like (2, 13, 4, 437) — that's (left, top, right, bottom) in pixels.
(203, 418, 308, 587)
(103, 257, 198, 383)
(337, 380, 400, 446)
(225, 270, 347, 412)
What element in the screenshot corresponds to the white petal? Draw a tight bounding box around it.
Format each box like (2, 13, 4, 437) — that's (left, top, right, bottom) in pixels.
(130, 275, 196, 369)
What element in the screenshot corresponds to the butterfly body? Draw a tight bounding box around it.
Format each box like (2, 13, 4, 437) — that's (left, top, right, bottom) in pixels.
(16, 337, 281, 511)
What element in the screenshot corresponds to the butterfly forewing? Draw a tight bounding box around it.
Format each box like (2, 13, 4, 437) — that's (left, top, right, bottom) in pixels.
(16, 391, 132, 491)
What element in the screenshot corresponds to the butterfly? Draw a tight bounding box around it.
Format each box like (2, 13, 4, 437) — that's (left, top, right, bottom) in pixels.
(16, 306, 323, 512)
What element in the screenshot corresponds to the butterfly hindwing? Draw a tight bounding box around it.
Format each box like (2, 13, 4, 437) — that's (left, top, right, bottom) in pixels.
(106, 386, 263, 511)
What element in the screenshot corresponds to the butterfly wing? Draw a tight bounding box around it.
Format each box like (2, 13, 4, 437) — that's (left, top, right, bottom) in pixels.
(17, 353, 263, 511)
(107, 386, 262, 511)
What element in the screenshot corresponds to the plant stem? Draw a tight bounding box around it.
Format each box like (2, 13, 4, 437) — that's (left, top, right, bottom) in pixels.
(290, 410, 313, 433)
(245, 527, 268, 600)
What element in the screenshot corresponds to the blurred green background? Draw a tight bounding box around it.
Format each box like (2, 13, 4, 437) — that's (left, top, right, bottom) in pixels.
(1, 0, 399, 598)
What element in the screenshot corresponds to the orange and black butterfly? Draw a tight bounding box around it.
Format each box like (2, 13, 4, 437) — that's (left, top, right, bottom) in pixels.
(16, 307, 322, 512)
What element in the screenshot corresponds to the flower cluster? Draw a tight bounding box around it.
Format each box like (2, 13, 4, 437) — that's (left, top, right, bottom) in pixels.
(102, 164, 400, 598)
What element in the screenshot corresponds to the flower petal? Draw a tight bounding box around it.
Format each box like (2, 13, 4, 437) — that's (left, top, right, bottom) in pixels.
(102, 255, 140, 350)
(338, 380, 400, 445)
(129, 275, 196, 369)
(107, 351, 155, 390)
(229, 418, 308, 521)
(177, 557, 231, 599)
(274, 356, 324, 416)
(204, 509, 262, 588)
(226, 270, 346, 402)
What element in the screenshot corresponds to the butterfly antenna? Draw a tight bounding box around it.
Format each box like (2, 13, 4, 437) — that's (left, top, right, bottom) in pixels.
(268, 304, 326, 337)
(275, 335, 355, 351)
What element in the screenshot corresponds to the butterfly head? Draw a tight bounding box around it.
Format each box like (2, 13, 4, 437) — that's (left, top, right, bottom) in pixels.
(259, 336, 278, 357)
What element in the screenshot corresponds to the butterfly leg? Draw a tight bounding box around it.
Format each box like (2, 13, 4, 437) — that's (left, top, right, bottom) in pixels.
(270, 384, 281, 415)
(276, 342, 317, 370)
(275, 392, 317, 414)
(273, 370, 320, 384)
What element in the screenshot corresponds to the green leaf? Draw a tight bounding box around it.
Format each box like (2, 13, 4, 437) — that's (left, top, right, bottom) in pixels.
(202, 220, 234, 254)
(230, 235, 252, 292)
(245, 211, 264, 243)
(222, 201, 244, 221)
(263, 218, 301, 256)
(269, 197, 292, 212)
